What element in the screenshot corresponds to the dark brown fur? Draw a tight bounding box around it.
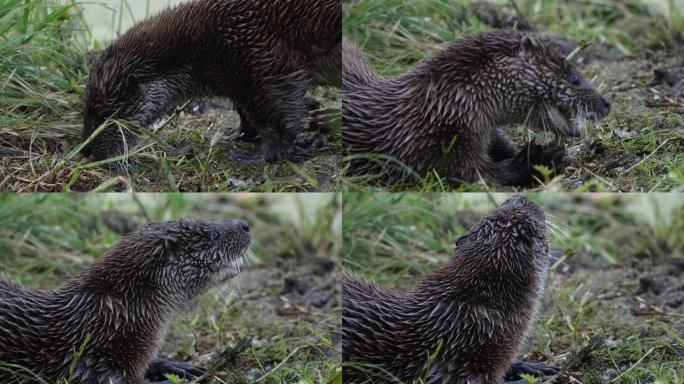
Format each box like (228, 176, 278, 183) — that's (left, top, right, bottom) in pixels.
(0, 219, 251, 384)
(82, 0, 341, 162)
(342, 30, 610, 186)
(342, 196, 550, 383)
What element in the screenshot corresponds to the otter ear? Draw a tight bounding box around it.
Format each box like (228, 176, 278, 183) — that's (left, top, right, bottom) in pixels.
(164, 236, 178, 258)
(520, 34, 540, 57)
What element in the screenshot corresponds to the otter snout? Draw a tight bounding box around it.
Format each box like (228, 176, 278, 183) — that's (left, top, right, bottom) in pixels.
(218, 219, 251, 234)
(238, 220, 250, 233)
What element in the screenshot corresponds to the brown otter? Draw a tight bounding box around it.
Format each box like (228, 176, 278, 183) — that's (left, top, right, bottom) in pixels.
(82, 0, 341, 163)
(342, 195, 558, 383)
(342, 30, 611, 186)
(0, 218, 251, 384)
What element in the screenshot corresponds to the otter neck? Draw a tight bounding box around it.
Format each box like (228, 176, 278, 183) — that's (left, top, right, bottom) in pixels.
(66, 250, 186, 318)
(413, 252, 544, 310)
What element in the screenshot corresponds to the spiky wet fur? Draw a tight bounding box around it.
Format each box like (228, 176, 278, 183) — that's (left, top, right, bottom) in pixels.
(82, 0, 341, 163)
(0, 219, 251, 384)
(342, 30, 610, 186)
(342, 196, 550, 384)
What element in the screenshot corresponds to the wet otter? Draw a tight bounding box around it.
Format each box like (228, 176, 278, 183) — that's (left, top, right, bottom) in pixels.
(342, 195, 558, 383)
(0, 219, 251, 384)
(343, 30, 611, 186)
(82, 0, 341, 163)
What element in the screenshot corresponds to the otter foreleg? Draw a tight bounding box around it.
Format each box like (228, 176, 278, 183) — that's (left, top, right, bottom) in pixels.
(234, 102, 259, 142)
(446, 134, 529, 186)
(497, 143, 571, 186)
(247, 70, 311, 162)
(488, 129, 518, 162)
(145, 356, 206, 382)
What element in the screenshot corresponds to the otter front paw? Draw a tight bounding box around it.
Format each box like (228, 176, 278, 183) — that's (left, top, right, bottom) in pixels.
(236, 125, 259, 142)
(536, 143, 571, 176)
(506, 360, 560, 380)
(261, 141, 289, 163)
(504, 143, 570, 186)
(145, 357, 207, 381)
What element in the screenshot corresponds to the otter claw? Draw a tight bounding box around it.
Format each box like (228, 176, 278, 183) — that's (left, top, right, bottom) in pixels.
(541, 144, 571, 173)
(506, 360, 560, 380)
(145, 357, 207, 381)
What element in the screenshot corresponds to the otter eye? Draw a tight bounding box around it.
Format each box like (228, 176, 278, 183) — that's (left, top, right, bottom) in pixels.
(209, 230, 220, 241)
(569, 74, 580, 85)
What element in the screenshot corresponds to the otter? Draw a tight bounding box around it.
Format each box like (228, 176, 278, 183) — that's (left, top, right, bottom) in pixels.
(342, 30, 611, 186)
(82, 0, 341, 163)
(342, 195, 558, 383)
(0, 218, 251, 384)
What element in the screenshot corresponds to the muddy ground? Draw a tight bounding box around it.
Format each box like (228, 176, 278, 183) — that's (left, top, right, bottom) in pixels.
(539, 257, 684, 383)
(162, 253, 341, 383)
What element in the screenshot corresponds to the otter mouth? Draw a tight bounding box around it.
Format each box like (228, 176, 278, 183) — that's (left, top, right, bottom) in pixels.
(216, 254, 247, 284)
(547, 106, 582, 138)
(546, 99, 610, 140)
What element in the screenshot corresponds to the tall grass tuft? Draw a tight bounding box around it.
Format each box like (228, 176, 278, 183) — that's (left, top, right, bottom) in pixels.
(0, 0, 89, 145)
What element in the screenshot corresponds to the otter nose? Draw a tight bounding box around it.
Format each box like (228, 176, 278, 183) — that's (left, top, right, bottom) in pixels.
(601, 96, 611, 112)
(238, 220, 250, 233)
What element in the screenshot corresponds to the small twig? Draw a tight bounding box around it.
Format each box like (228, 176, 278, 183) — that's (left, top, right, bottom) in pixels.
(582, 167, 619, 192)
(610, 346, 658, 382)
(622, 138, 671, 174)
(190, 337, 251, 384)
(632, 304, 684, 318)
(131, 193, 152, 222)
(255, 345, 310, 383)
(567, 40, 591, 61)
(508, 0, 525, 20)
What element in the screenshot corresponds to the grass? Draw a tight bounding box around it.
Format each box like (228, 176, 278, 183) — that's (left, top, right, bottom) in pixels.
(0, 193, 341, 383)
(342, 0, 684, 192)
(0, 0, 341, 192)
(342, 192, 684, 384)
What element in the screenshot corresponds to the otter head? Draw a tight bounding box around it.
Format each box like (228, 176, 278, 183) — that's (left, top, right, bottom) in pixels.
(82, 48, 144, 161)
(508, 34, 610, 137)
(157, 219, 252, 299)
(87, 219, 252, 306)
(453, 195, 549, 278)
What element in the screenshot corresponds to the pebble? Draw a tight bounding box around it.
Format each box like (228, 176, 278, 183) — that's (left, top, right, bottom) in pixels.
(613, 130, 637, 139)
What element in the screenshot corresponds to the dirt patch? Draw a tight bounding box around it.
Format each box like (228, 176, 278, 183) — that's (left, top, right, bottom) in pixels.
(533, 254, 684, 383)
(160, 253, 340, 383)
